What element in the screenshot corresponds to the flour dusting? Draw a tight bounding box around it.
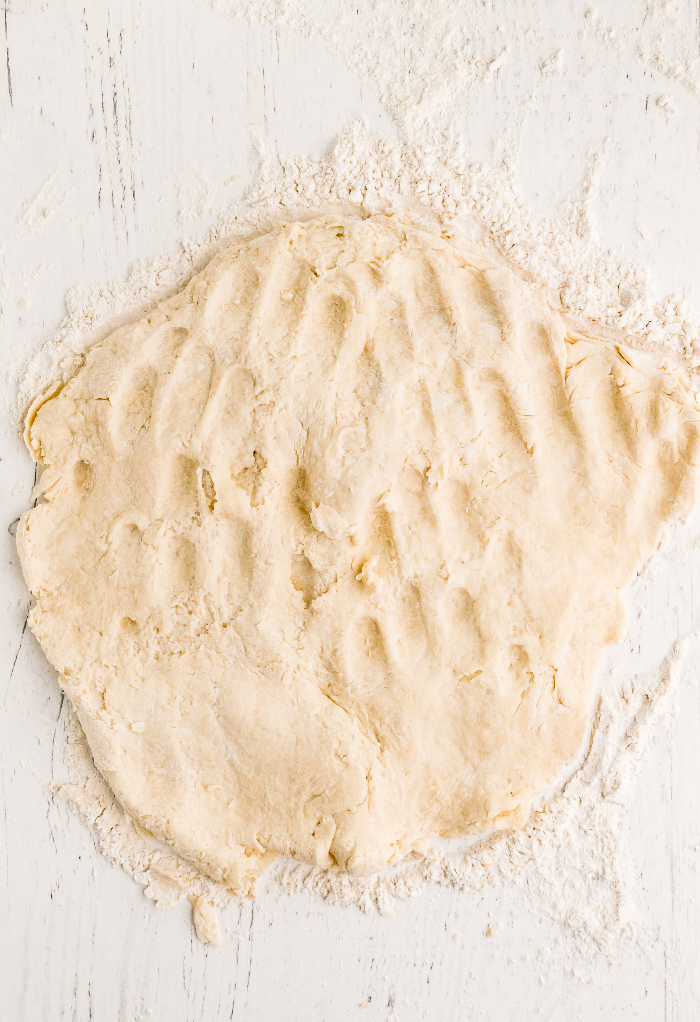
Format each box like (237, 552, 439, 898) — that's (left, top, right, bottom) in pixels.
(57, 598, 692, 955)
(13, 119, 700, 432)
(13, 0, 700, 956)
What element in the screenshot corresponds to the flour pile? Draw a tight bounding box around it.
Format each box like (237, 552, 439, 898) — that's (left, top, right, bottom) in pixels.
(13, 0, 700, 955)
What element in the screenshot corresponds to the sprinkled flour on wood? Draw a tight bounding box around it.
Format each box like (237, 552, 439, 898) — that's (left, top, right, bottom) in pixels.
(10, 0, 700, 953)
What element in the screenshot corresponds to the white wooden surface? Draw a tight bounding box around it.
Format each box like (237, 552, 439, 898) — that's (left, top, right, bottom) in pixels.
(2, 2, 700, 1019)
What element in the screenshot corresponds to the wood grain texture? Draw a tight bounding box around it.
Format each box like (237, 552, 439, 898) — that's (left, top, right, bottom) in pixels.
(2, 1, 700, 1019)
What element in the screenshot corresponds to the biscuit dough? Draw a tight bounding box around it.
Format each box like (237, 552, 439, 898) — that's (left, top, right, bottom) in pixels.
(18, 216, 700, 889)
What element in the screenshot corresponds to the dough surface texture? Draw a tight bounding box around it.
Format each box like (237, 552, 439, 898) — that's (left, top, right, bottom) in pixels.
(18, 216, 700, 888)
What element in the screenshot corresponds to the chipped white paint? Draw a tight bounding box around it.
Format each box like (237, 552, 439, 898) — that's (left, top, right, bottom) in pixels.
(2, 1, 700, 1019)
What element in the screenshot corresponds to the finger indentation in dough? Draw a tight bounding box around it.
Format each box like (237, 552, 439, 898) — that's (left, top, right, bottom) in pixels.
(73, 459, 94, 494)
(346, 616, 391, 697)
(17, 215, 700, 893)
(111, 364, 158, 444)
(156, 532, 197, 611)
(164, 456, 200, 521)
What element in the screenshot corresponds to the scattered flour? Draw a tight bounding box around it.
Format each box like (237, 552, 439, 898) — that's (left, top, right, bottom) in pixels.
(583, 10, 623, 53)
(204, 0, 509, 137)
(178, 164, 218, 222)
(14, 119, 700, 430)
(638, 44, 700, 99)
(16, 167, 68, 236)
(636, 0, 700, 98)
(56, 622, 693, 955)
(540, 49, 564, 78)
(10, 0, 700, 954)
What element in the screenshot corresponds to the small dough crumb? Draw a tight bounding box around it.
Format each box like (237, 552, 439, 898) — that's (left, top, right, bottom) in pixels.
(192, 896, 221, 946)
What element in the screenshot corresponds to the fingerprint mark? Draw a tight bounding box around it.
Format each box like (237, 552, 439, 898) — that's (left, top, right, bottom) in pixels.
(200, 517, 255, 613)
(109, 522, 148, 623)
(346, 616, 391, 696)
(606, 370, 639, 462)
(441, 478, 486, 559)
(645, 390, 664, 437)
(508, 643, 531, 671)
(164, 456, 201, 522)
(299, 290, 352, 363)
(355, 341, 384, 408)
(74, 460, 94, 494)
(200, 365, 255, 446)
(158, 533, 197, 610)
(118, 522, 143, 564)
(444, 587, 483, 676)
(394, 583, 430, 661)
(157, 348, 214, 446)
(112, 364, 158, 444)
(649, 420, 700, 526)
(474, 369, 532, 466)
(390, 463, 441, 570)
(367, 504, 399, 576)
(403, 253, 459, 359)
(224, 520, 254, 602)
(153, 326, 190, 360)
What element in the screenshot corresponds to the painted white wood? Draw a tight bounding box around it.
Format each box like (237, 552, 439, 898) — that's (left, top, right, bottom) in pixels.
(2, 1, 700, 1018)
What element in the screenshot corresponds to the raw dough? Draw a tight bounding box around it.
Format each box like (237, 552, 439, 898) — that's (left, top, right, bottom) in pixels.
(18, 216, 700, 889)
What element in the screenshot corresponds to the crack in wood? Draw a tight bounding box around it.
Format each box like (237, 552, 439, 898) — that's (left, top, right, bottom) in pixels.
(7, 609, 29, 692)
(4, 2, 11, 107)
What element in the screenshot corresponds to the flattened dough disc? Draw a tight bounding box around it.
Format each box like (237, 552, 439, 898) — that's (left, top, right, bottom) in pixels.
(18, 216, 700, 888)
